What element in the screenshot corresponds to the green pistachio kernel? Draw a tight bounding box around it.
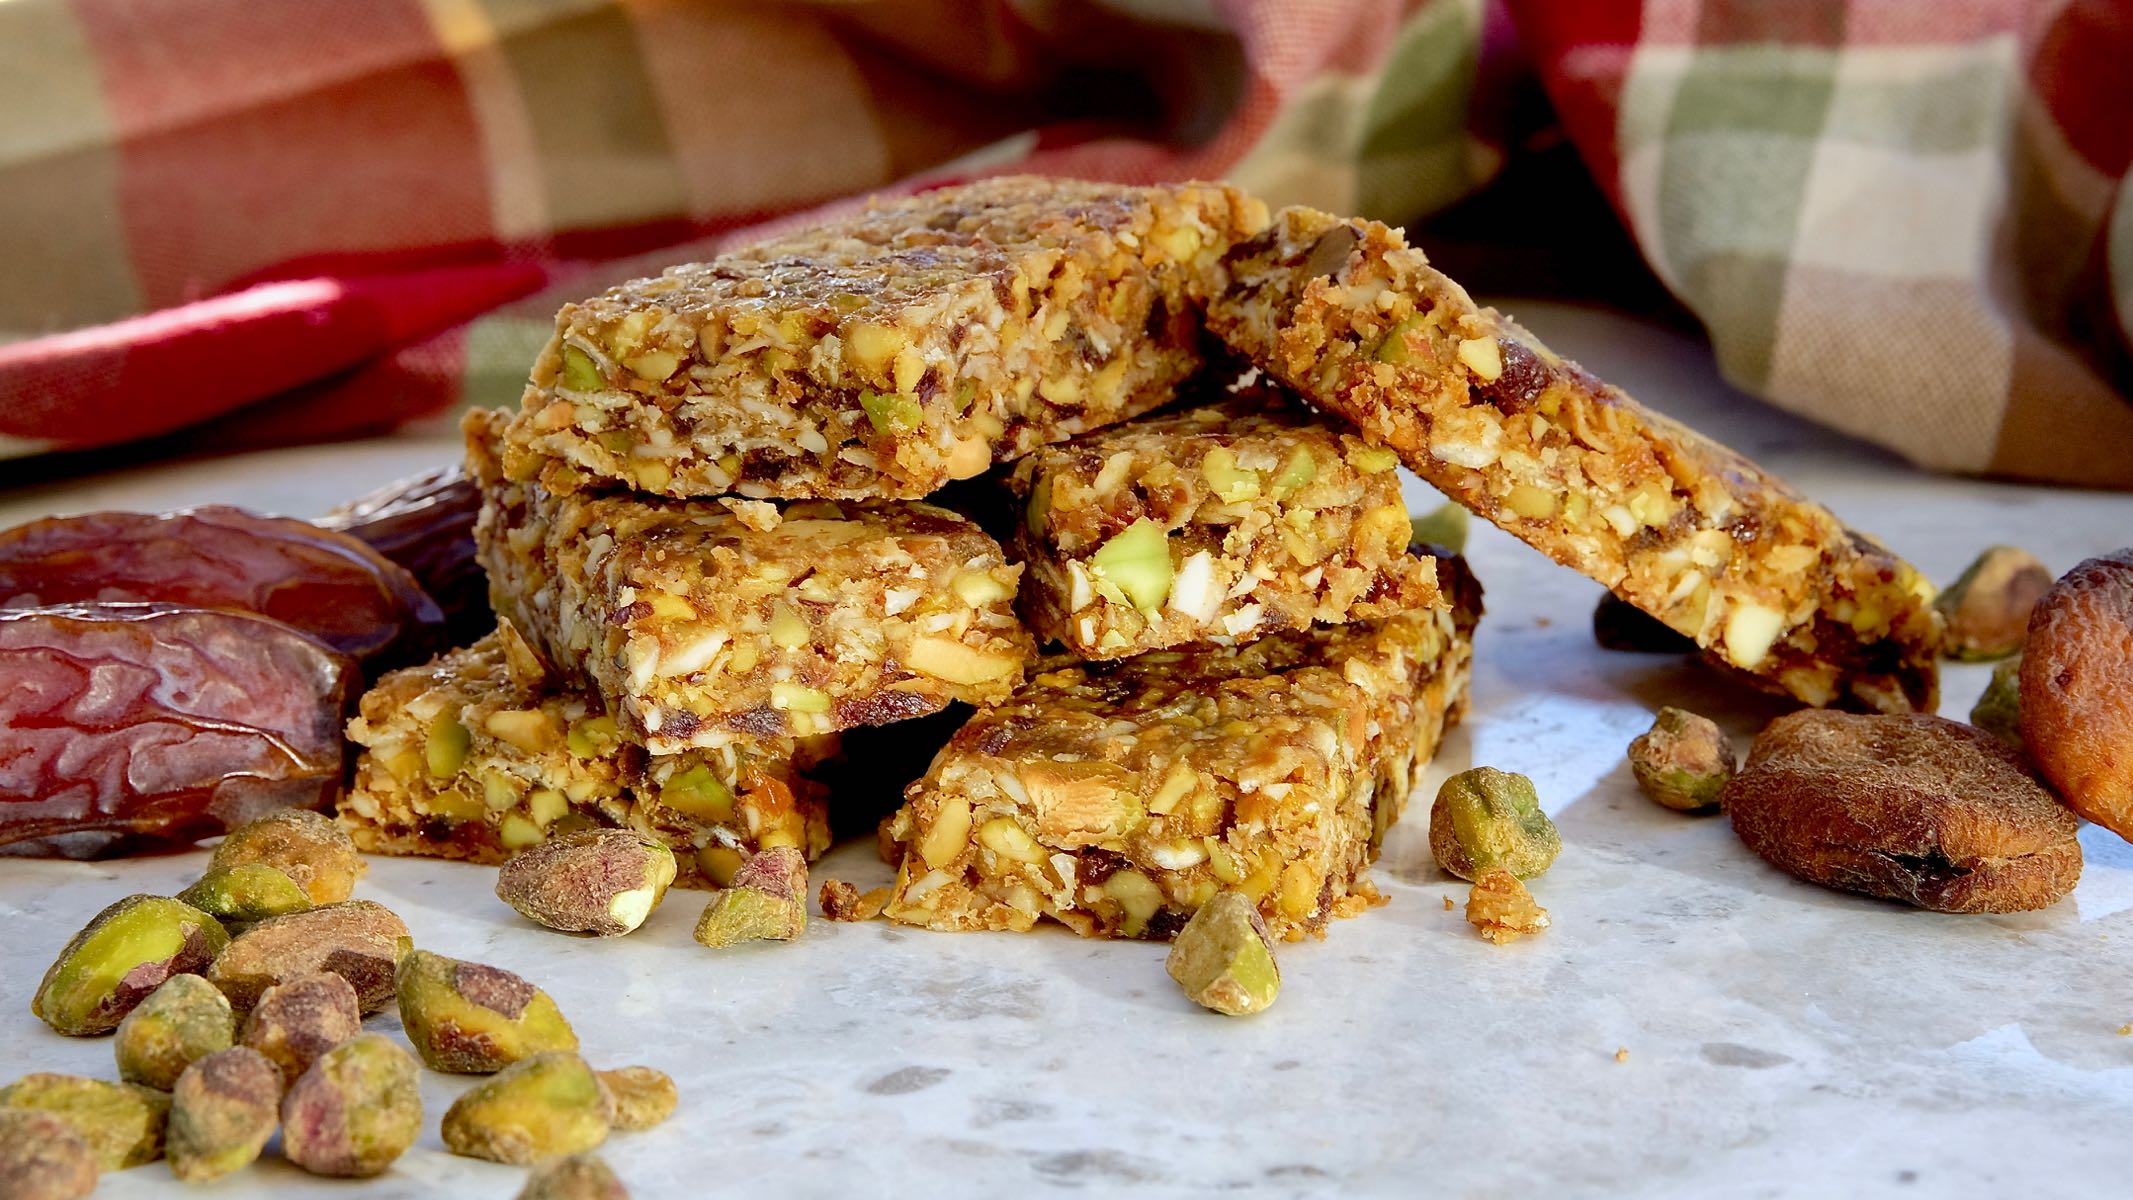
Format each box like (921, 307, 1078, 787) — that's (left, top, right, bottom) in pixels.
(427, 716, 472, 779)
(1091, 518, 1173, 613)
(859, 389, 922, 436)
(657, 764, 735, 823)
(1429, 767, 1561, 881)
(1166, 892, 1280, 1016)
(559, 347, 602, 393)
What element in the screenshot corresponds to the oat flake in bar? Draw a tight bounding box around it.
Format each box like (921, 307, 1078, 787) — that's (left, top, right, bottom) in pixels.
(469, 411, 1033, 752)
(341, 626, 834, 890)
(502, 176, 1270, 501)
(884, 556, 1479, 943)
(1008, 387, 1443, 658)
(1207, 207, 1941, 713)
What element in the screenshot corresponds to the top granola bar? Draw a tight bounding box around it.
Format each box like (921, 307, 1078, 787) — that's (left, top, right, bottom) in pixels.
(501, 176, 1270, 501)
(1207, 207, 1942, 713)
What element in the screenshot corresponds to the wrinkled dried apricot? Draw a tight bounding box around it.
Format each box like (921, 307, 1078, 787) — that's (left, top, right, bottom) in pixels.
(2020, 549, 2133, 842)
(1725, 711, 2080, 913)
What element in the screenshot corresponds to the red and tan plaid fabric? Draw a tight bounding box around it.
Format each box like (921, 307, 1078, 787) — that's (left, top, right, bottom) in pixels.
(2, 0, 2127, 487)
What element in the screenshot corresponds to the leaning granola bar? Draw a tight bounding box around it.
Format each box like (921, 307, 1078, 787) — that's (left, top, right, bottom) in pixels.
(469, 410, 1033, 752)
(1008, 388, 1443, 657)
(340, 627, 834, 889)
(499, 176, 1269, 500)
(1207, 208, 1941, 713)
(883, 558, 1479, 942)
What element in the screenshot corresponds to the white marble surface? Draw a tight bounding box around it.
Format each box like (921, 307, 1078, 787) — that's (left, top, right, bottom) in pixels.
(3, 304, 2131, 1200)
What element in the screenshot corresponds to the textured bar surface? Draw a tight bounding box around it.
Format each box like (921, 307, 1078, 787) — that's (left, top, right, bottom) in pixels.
(884, 554, 1479, 942)
(340, 627, 834, 890)
(1208, 207, 1941, 713)
(1009, 388, 1442, 657)
(470, 410, 1032, 752)
(501, 176, 1269, 500)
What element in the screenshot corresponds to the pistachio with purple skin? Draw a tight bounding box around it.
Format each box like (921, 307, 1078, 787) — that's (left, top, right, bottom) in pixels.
(280, 1034, 422, 1177)
(34, 895, 228, 1037)
(396, 949, 579, 1074)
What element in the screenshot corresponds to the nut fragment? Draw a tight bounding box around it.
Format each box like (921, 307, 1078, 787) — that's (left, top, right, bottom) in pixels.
(2020, 548, 2133, 843)
(396, 949, 579, 1074)
(693, 847, 807, 948)
(1466, 869, 1550, 944)
(520, 1154, 632, 1200)
(1936, 545, 2051, 660)
(236, 972, 361, 1088)
(1725, 711, 2081, 913)
(1089, 518, 1173, 613)
(1165, 892, 1280, 1016)
(1627, 708, 1735, 812)
(176, 864, 314, 929)
(1969, 655, 2023, 748)
(167, 1047, 281, 1183)
(279, 1034, 422, 1177)
(207, 900, 411, 1015)
(1408, 502, 1469, 555)
(1429, 768, 1561, 882)
(497, 830, 678, 937)
(1592, 591, 1695, 653)
(113, 974, 234, 1091)
(817, 880, 887, 922)
(33, 895, 228, 1036)
(208, 809, 365, 905)
(442, 1052, 610, 1165)
(0, 1109, 98, 1200)
(0, 1074, 169, 1171)
(594, 1066, 676, 1132)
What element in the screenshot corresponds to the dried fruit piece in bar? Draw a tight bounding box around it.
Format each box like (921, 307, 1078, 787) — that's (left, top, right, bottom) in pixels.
(885, 585, 1478, 942)
(1008, 391, 1444, 658)
(208, 809, 366, 905)
(471, 410, 1032, 746)
(0, 1074, 169, 1171)
(497, 830, 677, 936)
(319, 465, 490, 643)
(442, 1052, 610, 1165)
(113, 975, 234, 1091)
(0, 604, 357, 857)
(500, 176, 1267, 501)
(341, 630, 833, 889)
(1208, 209, 1942, 713)
(1166, 891, 1281, 1016)
(1725, 711, 2080, 913)
(280, 1034, 422, 1178)
(34, 895, 228, 1036)
(0, 507, 443, 668)
(396, 949, 579, 1074)
(2020, 549, 2133, 842)
(207, 900, 412, 1015)
(167, 1047, 281, 1182)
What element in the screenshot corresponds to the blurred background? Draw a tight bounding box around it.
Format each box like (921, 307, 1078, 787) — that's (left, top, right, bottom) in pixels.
(2, 0, 2127, 489)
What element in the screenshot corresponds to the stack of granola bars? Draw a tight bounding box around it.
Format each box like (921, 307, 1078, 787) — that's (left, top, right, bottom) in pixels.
(339, 174, 1942, 941)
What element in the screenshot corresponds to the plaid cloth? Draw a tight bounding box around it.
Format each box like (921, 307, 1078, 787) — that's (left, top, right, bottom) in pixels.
(1, 0, 2126, 487)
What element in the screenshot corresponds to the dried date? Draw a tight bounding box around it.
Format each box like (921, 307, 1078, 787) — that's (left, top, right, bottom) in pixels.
(0, 604, 356, 857)
(0, 506, 444, 669)
(318, 466, 490, 643)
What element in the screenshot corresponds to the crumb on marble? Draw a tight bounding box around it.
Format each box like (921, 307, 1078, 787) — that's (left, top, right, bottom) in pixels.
(1614, 1047, 1629, 1063)
(1442, 895, 1454, 911)
(820, 881, 888, 922)
(1466, 869, 1549, 944)
(2117, 1024, 2130, 1037)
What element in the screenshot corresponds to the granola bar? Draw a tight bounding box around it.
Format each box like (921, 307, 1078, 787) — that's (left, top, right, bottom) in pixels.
(883, 556, 1479, 942)
(340, 627, 833, 890)
(469, 410, 1033, 752)
(1207, 209, 1941, 713)
(499, 176, 1269, 500)
(1008, 387, 1443, 657)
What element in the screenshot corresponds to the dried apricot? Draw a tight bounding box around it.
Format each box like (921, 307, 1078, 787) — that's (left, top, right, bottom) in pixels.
(2020, 549, 2133, 841)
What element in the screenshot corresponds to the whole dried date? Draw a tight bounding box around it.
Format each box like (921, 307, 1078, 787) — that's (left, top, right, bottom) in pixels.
(318, 467, 489, 642)
(0, 506, 444, 668)
(0, 604, 356, 856)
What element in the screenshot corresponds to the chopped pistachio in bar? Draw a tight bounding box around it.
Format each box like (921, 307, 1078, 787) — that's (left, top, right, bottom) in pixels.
(340, 627, 833, 889)
(469, 409, 1034, 752)
(883, 566, 1479, 942)
(1008, 386, 1444, 657)
(498, 176, 1269, 500)
(1208, 208, 1941, 713)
